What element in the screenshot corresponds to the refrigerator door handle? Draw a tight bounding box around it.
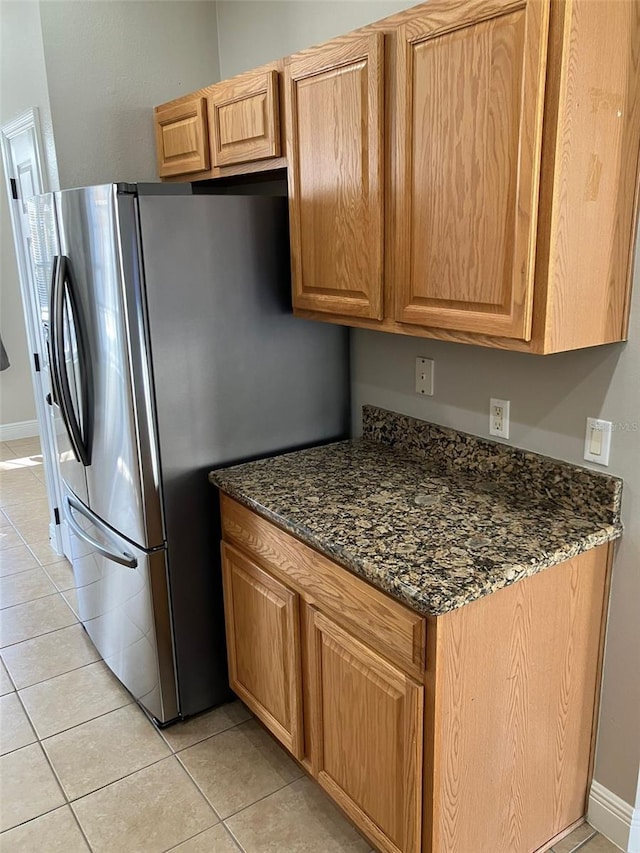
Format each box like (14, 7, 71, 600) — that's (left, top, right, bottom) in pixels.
(52, 255, 92, 466)
(65, 494, 138, 569)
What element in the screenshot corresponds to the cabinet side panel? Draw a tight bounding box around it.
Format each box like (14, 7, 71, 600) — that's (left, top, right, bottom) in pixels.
(543, 0, 640, 350)
(431, 547, 609, 853)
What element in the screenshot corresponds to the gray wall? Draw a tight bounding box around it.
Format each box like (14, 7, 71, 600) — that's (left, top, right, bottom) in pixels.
(40, 1, 220, 189)
(215, 0, 640, 809)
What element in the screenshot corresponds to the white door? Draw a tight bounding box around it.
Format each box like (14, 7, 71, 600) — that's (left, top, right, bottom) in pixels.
(1, 108, 71, 560)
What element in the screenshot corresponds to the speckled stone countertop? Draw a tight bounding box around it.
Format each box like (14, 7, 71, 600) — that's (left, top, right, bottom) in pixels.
(209, 407, 623, 616)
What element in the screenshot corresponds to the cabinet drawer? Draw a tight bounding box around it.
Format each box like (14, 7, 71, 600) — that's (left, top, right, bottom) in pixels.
(210, 69, 281, 167)
(154, 97, 210, 177)
(220, 495, 426, 679)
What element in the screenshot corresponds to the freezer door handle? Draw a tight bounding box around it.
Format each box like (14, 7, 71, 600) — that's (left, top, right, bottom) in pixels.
(51, 255, 92, 466)
(65, 494, 138, 569)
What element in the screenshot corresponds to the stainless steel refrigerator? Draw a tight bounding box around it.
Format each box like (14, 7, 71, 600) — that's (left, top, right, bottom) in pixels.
(25, 183, 349, 725)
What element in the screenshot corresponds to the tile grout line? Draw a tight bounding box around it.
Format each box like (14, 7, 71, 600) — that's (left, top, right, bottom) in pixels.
(567, 830, 599, 853)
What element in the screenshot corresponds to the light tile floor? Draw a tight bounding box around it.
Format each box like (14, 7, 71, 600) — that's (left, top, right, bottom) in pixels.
(0, 437, 623, 852)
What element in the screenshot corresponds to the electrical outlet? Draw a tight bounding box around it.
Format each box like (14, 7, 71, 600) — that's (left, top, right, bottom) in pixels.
(489, 398, 510, 439)
(584, 418, 612, 465)
(415, 357, 434, 396)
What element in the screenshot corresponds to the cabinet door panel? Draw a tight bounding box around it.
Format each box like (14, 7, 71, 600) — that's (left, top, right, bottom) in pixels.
(221, 543, 303, 758)
(286, 33, 384, 320)
(154, 97, 210, 178)
(307, 609, 423, 853)
(210, 69, 281, 167)
(393, 0, 549, 339)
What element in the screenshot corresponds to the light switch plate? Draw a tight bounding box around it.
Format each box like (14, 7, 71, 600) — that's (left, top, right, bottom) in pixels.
(584, 418, 612, 465)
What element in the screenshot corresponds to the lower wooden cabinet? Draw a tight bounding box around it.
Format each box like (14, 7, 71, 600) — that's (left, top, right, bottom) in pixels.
(221, 542, 304, 758)
(219, 495, 611, 853)
(306, 609, 423, 853)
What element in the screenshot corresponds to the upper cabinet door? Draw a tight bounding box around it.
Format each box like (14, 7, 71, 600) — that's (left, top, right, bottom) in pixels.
(285, 33, 385, 320)
(210, 69, 281, 167)
(154, 97, 210, 178)
(393, 0, 550, 339)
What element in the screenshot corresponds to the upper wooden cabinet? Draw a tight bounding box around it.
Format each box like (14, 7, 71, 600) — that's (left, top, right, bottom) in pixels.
(286, 0, 640, 353)
(154, 97, 210, 178)
(153, 0, 640, 353)
(210, 69, 281, 167)
(153, 63, 286, 182)
(393, 0, 549, 340)
(285, 33, 385, 320)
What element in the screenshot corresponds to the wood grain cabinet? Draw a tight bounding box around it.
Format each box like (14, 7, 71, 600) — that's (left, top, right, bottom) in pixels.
(287, 0, 640, 353)
(153, 63, 286, 182)
(285, 33, 385, 320)
(218, 494, 612, 853)
(221, 542, 303, 758)
(209, 69, 281, 167)
(306, 609, 423, 853)
(154, 97, 210, 178)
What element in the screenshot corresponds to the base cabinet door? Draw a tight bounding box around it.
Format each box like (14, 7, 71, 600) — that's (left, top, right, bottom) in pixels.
(306, 608, 423, 853)
(221, 542, 304, 758)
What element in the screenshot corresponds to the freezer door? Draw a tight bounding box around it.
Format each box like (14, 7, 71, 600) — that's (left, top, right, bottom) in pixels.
(26, 193, 89, 507)
(63, 491, 178, 723)
(54, 185, 163, 550)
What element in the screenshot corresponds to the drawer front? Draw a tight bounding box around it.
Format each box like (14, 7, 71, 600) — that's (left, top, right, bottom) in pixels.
(154, 97, 210, 177)
(210, 69, 281, 167)
(221, 495, 426, 679)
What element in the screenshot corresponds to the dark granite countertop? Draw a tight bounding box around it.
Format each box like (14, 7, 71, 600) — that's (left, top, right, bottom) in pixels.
(209, 407, 622, 617)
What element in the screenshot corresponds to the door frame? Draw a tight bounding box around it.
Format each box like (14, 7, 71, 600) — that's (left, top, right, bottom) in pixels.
(1, 107, 70, 559)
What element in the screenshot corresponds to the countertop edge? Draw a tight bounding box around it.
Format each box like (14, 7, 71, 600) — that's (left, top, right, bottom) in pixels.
(210, 476, 622, 618)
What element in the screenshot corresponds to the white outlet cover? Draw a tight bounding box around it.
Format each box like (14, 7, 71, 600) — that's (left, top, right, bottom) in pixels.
(584, 418, 612, 465)
(489, 398, 510, 439)
(415, 357, 434, 396)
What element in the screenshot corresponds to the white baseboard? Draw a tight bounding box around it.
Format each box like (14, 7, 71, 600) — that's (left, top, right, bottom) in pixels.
(0, 419, 40, 441)
(589, 779, 640, 852)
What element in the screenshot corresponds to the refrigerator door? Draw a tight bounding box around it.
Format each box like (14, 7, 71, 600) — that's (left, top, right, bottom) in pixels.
(63, 489, 178, 723)
(26, 193, 89, 509)
(54, 185, 164, 550)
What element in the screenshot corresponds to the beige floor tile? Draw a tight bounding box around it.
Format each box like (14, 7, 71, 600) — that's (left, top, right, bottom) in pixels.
(179, 718, 303, 819)
(171, 824, 241, 852)
(0, 469, 47, 508)
(226, 776, 370, 852)
(0, 658, 14, 695)
(28, 538, 67, 567)
(2, 623, 99, 689)
(72, 756, 218, 853)
(62, 587, 80, 618)
(162, 700, 252, 752)
(3, 498, 51, 528)
(7, 513, 51, 545)
(0, 593, 76, 648)
(0, 543, 39, 577)
(44, 703, 171, 799)
(0, 805, 89, 852)
(0, 443, 18, 462)
(19, 660, 132, 739)
(580, 834, 621, 853)
(0, 566, 57, 609)
(0, 742, 65, 831)
(552, 822, 596, 853)
(43, 559, 75, 591)
(6, 436, 43, 455)
(0, 527, 25, 552)
(0, 692, 37, 755)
